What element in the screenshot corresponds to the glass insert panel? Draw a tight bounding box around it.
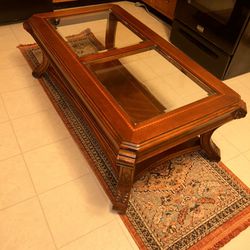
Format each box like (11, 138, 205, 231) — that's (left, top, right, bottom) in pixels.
(87, 48, 216, 124)
(48, 11, 144, 57)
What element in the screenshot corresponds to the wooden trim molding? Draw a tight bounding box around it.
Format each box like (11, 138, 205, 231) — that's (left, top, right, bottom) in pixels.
(53, 0, 77, 3)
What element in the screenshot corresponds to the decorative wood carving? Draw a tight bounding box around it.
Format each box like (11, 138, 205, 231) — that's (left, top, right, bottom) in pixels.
(113, 144, 137, 213)
(233, 108, 247, 119)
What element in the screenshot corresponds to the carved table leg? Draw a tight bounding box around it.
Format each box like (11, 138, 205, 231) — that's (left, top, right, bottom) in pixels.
(113, 148, 136, 214)
(200, 129, 221, 162)
(32, 52, 49, 78)
(105, 12, 118, 49)
(23, 20, 50, 78)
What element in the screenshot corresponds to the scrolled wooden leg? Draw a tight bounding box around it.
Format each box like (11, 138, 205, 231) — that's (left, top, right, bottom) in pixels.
(32, 52, 49, 78)
(113, 148, 136, 214)
(23, 20, 50, 78)
(200, 129, 221, 162)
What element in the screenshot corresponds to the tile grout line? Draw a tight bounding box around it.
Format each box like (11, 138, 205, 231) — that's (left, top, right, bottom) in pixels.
(35, 173, 91, 197)
(57, 219, 118, 249)
(3, 97, 59, 249)
(0, 94, 10, 124)
(0, 195, 36, 212)
(0, 136, 71, 164)
(0, 82, 44, 95)
(6, 105, 57, 122)
(20, 144, 59, 250)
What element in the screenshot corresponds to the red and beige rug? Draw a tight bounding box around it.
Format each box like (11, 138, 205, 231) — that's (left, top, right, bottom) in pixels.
(18, 30, 250, 250)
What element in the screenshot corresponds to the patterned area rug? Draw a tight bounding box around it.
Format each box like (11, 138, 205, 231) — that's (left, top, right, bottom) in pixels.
(18, 30, 250, 250)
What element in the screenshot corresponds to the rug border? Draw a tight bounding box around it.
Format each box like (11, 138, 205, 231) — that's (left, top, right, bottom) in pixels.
(18, 43, 250, 250)
(189, 161, 250, 250)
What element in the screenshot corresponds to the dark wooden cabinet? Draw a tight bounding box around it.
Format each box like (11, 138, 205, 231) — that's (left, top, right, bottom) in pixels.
(53, 0, 115, 10)
(141, 0, 177, 20)
(0, 0, 52, 24)
(53, 1, 177, 20)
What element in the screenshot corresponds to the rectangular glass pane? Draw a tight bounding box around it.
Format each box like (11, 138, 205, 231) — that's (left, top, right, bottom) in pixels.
(48, 11, 144, 57)
(87, 48, 215, 124)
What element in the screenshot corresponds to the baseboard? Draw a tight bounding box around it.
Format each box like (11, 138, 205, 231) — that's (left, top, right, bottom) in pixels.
(53, 0, 126, 10)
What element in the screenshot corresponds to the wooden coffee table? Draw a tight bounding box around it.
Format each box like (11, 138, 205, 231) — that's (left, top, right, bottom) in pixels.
(24, 4, 247, 213)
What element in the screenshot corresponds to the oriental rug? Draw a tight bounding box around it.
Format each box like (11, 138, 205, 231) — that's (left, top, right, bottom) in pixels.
(18, 30, 250, 250)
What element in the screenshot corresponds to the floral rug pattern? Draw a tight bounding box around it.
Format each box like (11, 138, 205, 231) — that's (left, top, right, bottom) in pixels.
(18, 30, 250, 250)
(129, 153, 249, 249)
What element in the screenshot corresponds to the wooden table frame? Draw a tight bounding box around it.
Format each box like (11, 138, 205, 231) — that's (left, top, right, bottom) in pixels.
(24, 4, 247, 213)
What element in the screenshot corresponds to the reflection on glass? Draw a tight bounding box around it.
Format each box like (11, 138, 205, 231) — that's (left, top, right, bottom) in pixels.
(87, 48, 215, 124)
(48, 11, 144, 57)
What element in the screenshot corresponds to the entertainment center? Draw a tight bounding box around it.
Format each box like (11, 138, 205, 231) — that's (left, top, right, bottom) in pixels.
(170, 0, 250, 79)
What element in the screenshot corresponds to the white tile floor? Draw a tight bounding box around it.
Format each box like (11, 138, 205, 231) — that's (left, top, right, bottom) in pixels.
(0, 1, 249, 249)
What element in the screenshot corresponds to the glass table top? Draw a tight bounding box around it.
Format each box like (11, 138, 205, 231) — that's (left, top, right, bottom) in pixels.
(87, 48, 215, 124)
(48, 10, 144, 57)
(47, 8, 216, 125)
